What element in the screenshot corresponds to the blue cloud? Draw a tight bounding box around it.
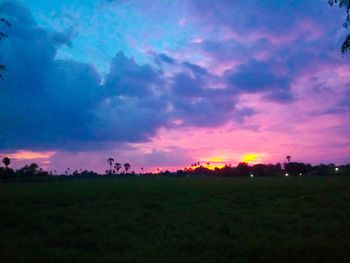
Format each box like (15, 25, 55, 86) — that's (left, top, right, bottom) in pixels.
(225, 59, 292, 98)
(171, 73, 206, 97)
(0, 2, 168, 150)
(191, 0, 340, 37)
(152, 53, 177, 65)
(104, 51, 162, 98)
(5, 0, 348, 153)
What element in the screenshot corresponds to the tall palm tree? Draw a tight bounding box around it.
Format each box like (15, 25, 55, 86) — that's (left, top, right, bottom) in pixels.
(114, 163, 121, 174)
(286, 155, 291, 162)
(2, 157, 10, 169)
(124, 163, 131, 173)
(107, 158, 114, 174)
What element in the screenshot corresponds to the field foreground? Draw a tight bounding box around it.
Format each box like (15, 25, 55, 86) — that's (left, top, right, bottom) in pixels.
(1, 177, 350, 262)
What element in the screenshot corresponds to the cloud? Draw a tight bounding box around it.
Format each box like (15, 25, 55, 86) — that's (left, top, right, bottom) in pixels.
(182, 61, 208, 76)
(188, 0, 349, 105)
(0, 2, 256, 151)
(223, 59, 294, 103)
(226, 60, 290, 92)
(0, 2, 167, 150)
(1, 0, 348, 163)
(152, 52, 177, 65)
(199, 39, 249, 63)
(104, 51, 162, 97)
(171, 73, 206, 97)
(190, 0, 337, 37)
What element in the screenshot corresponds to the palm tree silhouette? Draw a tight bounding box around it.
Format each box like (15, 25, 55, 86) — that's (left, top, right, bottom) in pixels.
(286, 155, 291, 162)
(107, 158, 114, 174)
(124, 163, 131, 173)
(114, 163, 121, 174)
(2, 157, 10, 169)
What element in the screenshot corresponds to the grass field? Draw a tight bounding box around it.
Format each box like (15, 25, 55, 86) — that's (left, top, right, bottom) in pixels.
(1, 177, 350, 262)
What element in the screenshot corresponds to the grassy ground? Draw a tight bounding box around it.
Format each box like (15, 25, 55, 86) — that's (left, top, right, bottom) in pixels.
(1, 176, 350, 262)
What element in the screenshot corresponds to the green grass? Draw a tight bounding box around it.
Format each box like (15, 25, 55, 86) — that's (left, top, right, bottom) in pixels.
(1, 177, 350, 262)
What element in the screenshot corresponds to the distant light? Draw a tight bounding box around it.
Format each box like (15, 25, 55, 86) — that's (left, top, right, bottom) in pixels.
(335, 167, 339, 171)
(299, 173, 302, 176)
(285, 173, 289, 177)
(250, 174, 254, 178)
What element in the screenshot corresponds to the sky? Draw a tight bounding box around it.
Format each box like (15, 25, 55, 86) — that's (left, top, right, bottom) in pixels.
(0, 0, 349, 173)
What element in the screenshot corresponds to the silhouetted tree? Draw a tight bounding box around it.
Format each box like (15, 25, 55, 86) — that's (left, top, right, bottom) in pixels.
(193, 166, 210, 176)
(1, 157, 13, 178)
(329, 0, 350, 52)
(114, 163, 121, 174)
(16, 163, 41, 177)
(124, 163, 131, 173)
(107, 158, 114, 174)
(284, 162, 312, 176)
(286, 155, 291, 162)
(235, 162, 250, 177)
(2, 157, 10, 169)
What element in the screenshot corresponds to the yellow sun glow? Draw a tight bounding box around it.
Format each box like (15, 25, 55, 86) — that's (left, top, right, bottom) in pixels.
(195, 156, 227, 170)
(242, 153, 263, 164)
(209, 157, 224, 163)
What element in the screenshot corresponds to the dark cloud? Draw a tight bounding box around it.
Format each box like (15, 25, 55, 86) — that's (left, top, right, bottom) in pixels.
(171, 73, 206, 97)
(0, 2, 168, 150)
(190, 0, 349, 106)
(191, 0, 339, 37)
(224, 59, 292, 101)
(263, 91, 295, 103)
(152, 53, 177, 65)
(168, 60, 256, 127)
(104, 51, 162, 98)
(0, 2, 256, 151)
(199, 39, 249, 63)
(182, 62, 208, 76)
(8, 1, 338, 152)
(172, 97, 227, 127)
(92, 95, 171, 143)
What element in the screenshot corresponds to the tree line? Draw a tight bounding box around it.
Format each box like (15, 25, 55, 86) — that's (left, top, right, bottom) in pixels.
(181, 161, 349, 177)
(1, 156, 349, 181)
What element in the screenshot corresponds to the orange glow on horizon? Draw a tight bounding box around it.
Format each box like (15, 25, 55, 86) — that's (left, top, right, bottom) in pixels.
(206, 164, 226, 170)
(0, 150, 56, 160)
(184, 156, 229, 170)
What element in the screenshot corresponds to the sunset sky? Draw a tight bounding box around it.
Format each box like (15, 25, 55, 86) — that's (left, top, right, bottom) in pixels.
(0, 0, 349, 173)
